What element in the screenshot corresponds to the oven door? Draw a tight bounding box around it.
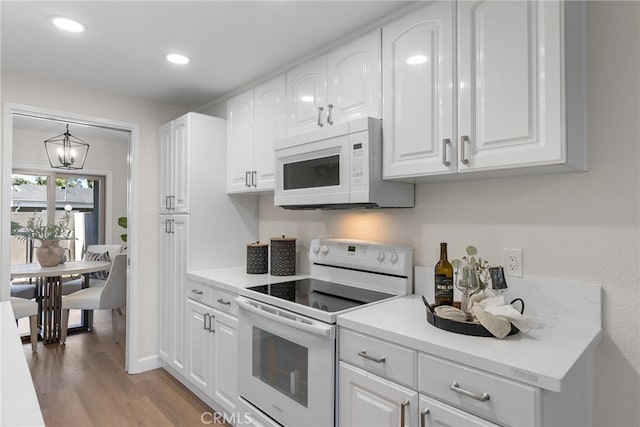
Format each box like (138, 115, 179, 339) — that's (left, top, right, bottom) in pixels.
(274, 132, 351, 207)
(236, 296, 336, 427)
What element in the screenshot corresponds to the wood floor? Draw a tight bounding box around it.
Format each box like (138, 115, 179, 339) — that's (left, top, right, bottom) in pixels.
(20, 310, 228, 427)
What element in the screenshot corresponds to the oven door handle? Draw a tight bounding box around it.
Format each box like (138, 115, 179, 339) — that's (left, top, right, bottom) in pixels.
(236, 297, 335, 339)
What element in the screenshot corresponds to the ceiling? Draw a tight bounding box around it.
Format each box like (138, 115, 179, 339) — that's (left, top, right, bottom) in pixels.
(2, 1, 414, 110)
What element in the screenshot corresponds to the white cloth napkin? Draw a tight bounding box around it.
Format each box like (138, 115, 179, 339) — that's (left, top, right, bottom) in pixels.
(475, 295, 531, 334)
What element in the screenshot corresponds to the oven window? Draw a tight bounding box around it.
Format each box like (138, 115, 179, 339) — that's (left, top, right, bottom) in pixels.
(252, 327, 309, 407)
(283, 155, 340, 190)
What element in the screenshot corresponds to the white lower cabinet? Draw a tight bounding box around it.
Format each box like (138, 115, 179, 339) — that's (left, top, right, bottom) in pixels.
(338, 328, 541, 427)
(339, 362, 418, 427)
(419, 395, 498, 427)
(183, 278, 239, 416)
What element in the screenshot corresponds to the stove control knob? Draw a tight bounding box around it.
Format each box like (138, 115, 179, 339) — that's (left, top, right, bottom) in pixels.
(312, 245, 320, 254)
(390, 251, 399, 264)
(320, 245, 329, 255)
(376, 250, 385, 262)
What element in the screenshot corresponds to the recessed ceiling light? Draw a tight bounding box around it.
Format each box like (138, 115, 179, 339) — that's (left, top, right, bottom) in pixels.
(51, 16, 86, 33)
(166, 53, 190, 65)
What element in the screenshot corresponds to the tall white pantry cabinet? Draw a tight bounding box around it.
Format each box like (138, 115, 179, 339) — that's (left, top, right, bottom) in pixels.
(158, 112, 257, 376)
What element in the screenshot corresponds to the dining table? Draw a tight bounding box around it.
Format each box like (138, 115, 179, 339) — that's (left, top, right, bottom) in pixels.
(10, 260, 111, 344)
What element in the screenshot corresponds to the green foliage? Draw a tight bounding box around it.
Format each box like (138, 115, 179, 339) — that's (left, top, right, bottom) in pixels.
(16, 212, 74, 241)
(118, 216, 127, 243)
(452, 245, 491, 290)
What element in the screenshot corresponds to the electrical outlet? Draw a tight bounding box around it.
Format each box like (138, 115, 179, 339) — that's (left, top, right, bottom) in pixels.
(503, 248, 523, 277)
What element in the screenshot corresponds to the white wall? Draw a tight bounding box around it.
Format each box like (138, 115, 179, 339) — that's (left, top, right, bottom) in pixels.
(256, 3, 640, 426)
(1, 70, 187, 366)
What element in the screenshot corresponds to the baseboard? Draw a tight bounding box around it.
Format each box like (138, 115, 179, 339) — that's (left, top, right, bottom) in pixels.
(127, 354, 161, 374)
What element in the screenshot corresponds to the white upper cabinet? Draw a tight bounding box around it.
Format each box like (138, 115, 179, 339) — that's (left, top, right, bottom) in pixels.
(383, 0, 586, 180)
(382, 1, 455, 179)
(227, 89, 255, 193)
(286, 56, 328, 135)
(286, 30, 381, 136)
(159, 114, 191, 213)
(457, 0, 582, 173)
(227, 75, 285, 193)
(253, 75, 286, 190)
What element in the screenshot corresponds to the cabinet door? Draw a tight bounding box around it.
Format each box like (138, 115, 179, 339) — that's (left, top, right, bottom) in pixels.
(253, 75, 286, 191)
(186, 299, 213, 396)
(382, 2, 455, 179)
(158, 122, 174, 213)
(327, 30, 381, 124)
(158, 216, 188, 374)
(457, 0, 563, 171)
(158, 217, 173, 363)
(172, 114, 190, 213)
(339, 362, 418, 427)
(227, 90, 254, 193)
(286, 55, 327, 135)
(419, 395, 499, 427)
(212, 310, 238, 413)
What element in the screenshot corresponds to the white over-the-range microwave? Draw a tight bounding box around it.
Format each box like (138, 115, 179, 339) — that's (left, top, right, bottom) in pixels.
(274, 117, 414, 209)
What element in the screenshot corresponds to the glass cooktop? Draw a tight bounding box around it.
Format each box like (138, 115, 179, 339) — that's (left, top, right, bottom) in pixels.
(247, 278, 394, 313)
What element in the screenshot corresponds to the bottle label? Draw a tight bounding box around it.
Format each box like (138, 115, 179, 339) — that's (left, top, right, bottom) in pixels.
(435, 274, 454, 302)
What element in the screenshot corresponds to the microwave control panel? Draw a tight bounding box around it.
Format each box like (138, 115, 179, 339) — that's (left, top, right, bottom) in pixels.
(351, 141, 365, 185)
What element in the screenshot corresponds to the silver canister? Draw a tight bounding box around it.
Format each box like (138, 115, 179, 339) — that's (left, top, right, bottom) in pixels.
(270, 235, 296, 276)
(246, 241, 268, 274)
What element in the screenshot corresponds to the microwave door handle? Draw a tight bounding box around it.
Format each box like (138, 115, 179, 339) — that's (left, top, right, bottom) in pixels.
(235, 297, 334, 338)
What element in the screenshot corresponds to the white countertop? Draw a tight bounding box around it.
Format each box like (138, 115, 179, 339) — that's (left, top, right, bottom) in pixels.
(338, 276, 603, 393)
(187, 266, 308, 294)
(0, 301, 45, 426)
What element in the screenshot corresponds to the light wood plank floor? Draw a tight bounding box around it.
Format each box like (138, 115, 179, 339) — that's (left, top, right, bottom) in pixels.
(20, 310, 228, 427)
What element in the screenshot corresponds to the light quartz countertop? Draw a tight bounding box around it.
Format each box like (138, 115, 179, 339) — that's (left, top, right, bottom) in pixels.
(0, 301, 45, 426)
(187, 266, 308, 294)
(338, 275, 603, 393)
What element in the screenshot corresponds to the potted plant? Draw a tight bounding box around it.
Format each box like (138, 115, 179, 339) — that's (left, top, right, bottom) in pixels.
(16, 212, 75, 267)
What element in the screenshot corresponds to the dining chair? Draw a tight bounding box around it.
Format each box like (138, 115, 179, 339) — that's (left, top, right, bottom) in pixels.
(60, 253, 127, 344)
(9, 297, 38, 352)
(62, 243, 124, 295)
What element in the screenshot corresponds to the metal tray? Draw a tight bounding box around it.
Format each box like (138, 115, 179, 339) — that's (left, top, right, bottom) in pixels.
(423, 297, 524, 338)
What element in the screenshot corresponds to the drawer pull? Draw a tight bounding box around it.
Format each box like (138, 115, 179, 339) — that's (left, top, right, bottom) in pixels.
(191, 289, 203, 295)
(420, 409, 430, 427)
(450, 382, 490, 402)
(399, 399, 409, 427)
(217, 298, 231, 306)
(358, 350, 386, 364)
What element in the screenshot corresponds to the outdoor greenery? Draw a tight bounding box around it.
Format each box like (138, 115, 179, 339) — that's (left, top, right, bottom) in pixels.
(15, 212, 74, 241)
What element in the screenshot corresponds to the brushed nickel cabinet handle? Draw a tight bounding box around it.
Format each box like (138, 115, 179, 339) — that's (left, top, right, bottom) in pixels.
(460, 135, 470, 165)
(327, 104, 334, 125)
(203, 313, 210, 330)
(217, 298, 231, 306)
(252, 170, 257, 187)
(400, 399, 409, 427)
(420, 409, 430, 427)
(450, 382, 490, 402)
(208, 315, 215, 333)
(191, 289, 203, 295)
(358, 350, 386, 364)
(245, 171, 251, 187)
(317, 106, 324, 127)
(442, 138, 451, 166)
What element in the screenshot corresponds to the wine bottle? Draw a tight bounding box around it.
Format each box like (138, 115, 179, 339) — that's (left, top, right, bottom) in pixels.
(434, 242, 454, 306)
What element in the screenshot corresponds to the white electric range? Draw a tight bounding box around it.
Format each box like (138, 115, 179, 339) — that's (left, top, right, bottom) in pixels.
(236, 238, 413, 427)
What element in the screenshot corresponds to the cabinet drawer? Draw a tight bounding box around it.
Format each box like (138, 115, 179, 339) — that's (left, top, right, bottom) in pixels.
(339, 328, 416, 389)
(418, 353, 540, 426)
(420, 394, 499, 427)
(186, 279, 214, 306)
(211, 287, 238, 316)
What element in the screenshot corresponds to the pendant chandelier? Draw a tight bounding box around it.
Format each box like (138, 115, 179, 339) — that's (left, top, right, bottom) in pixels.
(44, 124, 90, 170)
